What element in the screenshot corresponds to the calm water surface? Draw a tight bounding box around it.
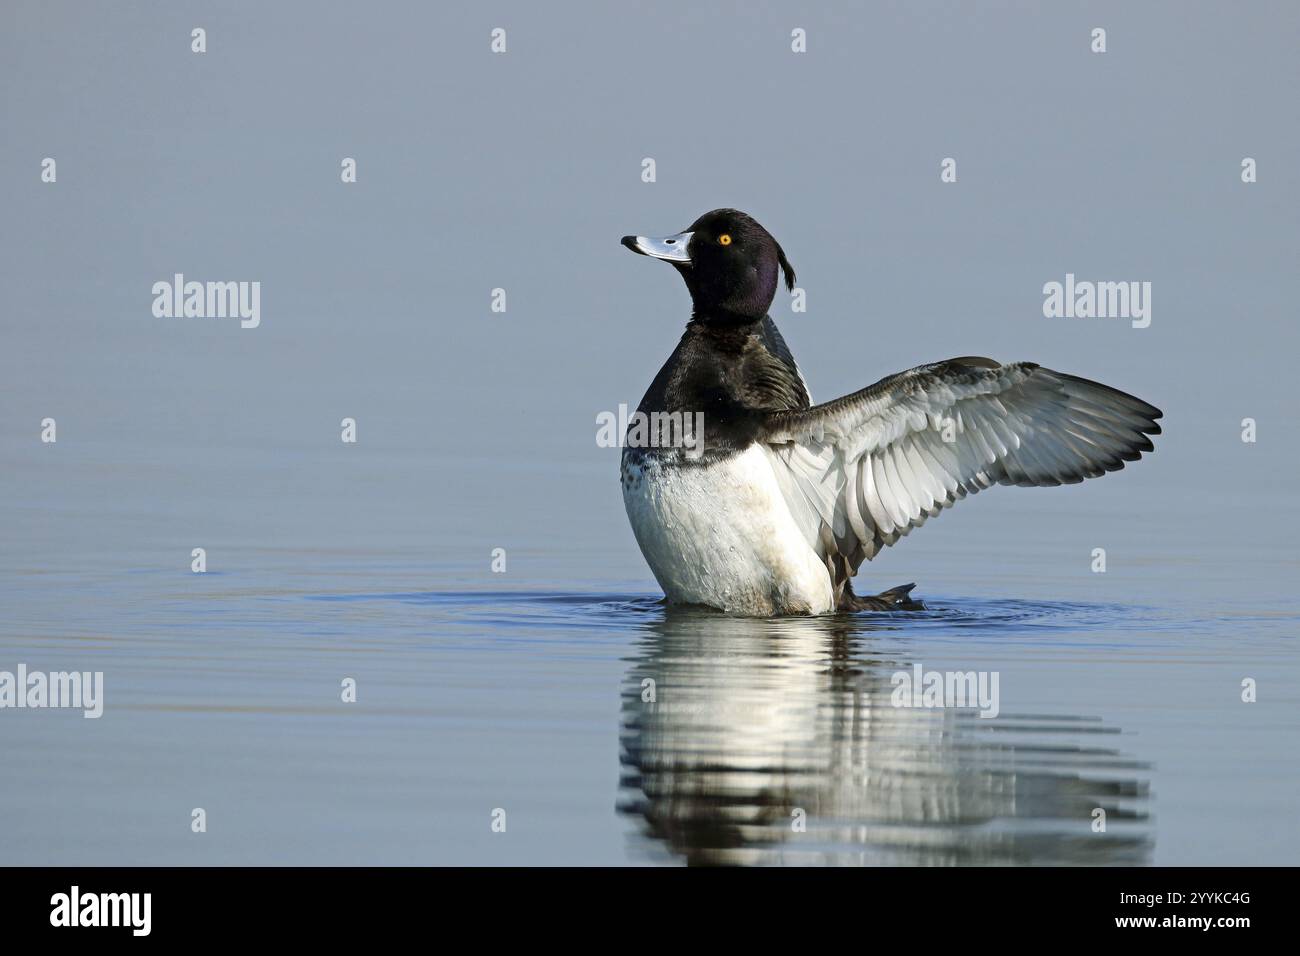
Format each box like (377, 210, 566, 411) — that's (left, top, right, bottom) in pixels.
(3, 450, 1297, 866)
(5, 0, 1300, 869)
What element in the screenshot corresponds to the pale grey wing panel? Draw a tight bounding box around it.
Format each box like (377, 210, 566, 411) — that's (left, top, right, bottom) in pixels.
(764, 359, 1162, 573)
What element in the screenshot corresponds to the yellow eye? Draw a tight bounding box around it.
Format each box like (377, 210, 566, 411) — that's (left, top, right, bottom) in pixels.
(718, 234, 732, 246)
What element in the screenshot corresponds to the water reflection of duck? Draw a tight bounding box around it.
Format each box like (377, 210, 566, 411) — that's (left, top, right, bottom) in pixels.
(618, 609, 1152, 865)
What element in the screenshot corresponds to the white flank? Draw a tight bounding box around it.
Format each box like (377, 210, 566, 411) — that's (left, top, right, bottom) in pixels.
(622, 445, 834, 615)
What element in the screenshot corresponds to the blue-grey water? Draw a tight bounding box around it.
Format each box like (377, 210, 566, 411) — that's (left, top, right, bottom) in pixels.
(2, 431, 1297, 865)
(3, 0, 1299, 865)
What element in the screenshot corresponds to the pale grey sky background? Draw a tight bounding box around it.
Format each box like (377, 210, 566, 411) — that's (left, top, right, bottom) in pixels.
(4, 1, 1297, 584)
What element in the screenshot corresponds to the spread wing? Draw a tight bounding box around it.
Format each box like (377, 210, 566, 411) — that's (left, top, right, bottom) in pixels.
(762, 357, 1162, 584)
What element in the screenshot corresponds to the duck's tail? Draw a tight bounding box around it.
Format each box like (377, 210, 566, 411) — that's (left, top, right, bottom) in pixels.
(838, 581, 925, 612)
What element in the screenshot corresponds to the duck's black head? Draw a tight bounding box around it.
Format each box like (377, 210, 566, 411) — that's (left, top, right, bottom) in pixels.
(621, 208, 795, 325)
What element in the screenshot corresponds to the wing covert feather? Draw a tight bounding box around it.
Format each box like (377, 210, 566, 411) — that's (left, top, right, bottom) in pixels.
(761, 358, 1161, 581)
